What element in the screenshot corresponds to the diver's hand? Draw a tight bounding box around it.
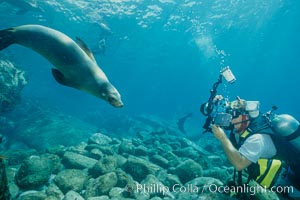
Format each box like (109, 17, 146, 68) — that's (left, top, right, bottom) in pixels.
(211, 124, 227, 141)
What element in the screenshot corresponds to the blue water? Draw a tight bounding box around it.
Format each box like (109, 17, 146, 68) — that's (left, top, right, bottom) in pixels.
(1, 0, 300, 129)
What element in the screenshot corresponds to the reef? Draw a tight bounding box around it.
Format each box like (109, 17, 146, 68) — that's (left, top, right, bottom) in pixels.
(0, 109, 283, 200)
(0, 59, 27, 113)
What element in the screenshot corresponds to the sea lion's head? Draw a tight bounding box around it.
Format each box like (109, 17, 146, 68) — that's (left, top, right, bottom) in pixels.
(98, 82, 123, 108)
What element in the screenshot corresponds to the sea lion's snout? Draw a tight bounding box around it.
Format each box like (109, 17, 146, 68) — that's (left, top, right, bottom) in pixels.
(113, 101, 123, 108)
(108, 95, 123, 108)
(102, 83, 123, 108)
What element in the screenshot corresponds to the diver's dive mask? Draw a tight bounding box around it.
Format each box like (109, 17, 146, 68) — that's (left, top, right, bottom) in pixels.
(245, 101, 260, 118)
(213, 99, 260, 128)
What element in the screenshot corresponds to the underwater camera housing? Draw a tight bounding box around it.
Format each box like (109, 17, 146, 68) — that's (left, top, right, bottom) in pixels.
(201, 97, 234, 132)
(214, 113, 233, 127)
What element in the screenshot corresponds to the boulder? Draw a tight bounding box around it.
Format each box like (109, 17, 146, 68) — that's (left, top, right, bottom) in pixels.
(85, 172, 118, 198)
(46, 183, 64, 200)
(63, 191, 84, 200)
(0, 59, 27, 113)
(174, 159, 203, 184)
(89, 155, 117, 177)
(88, 132, 112, 145)
(15, 155, 58, 189)
(150, 154, 169, 169)
(124, 155, 161, 182)
(62, 151, 97, 169)
(54, 169, 88, 194)
(17, 190, 47, 200)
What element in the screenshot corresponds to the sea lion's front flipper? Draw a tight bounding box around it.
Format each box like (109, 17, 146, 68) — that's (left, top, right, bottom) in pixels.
(52, 68, 69, 86)
(75, 37, 96, 62)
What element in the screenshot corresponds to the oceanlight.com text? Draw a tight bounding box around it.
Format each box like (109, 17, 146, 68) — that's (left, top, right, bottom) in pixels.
(207, 184, 294, 196)
(132, 183, 294, 196)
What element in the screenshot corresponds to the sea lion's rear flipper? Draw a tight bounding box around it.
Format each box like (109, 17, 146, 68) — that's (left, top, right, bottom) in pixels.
(75, 37, 96, 62)
(0, 28, 15, 51)
(52, 68, 70, 86)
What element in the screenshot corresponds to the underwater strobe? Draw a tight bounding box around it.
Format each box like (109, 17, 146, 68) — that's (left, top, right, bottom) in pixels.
(220, 66, 236, 84)
(271, 114, 300, 152)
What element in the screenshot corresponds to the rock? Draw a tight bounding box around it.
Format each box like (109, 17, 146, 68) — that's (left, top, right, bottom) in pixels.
(67, 142, 89, 155)
(97, 145, 115, 155)
(85, 172, 118, 198)
(5, 149, 38, 166)
(54, 169, 88, 194)
(150, 155, 169, 169)
(161, 151, 180, 168)
(115, 154, 127, 168)
(89, 156, 117, 177)
(15, 155, 56, 189)
(88, 132, 112, 145)
(17, 190, 47, 200)
(119, 139, 135, 155)
(8, 183, 19, 199)
(87, 196, 110, 200)
(46, 145, 66, 157)
(6, 167, 18, 184)
(89, 148, 104, 160)
(62, 151, 97, 169)
(202, 167, 230, 182)
(115, 168, 134, 188)
(175, 192, 201, 200)
(108, 187, 124, 198)
(11, 102, 97, 150)
(46, 154, 63, 174)
(0, 59, 27, 113)
(157, 144, 173, 153)
(179, 138, 210, 155)
(174, 159, 203, 184)
(173, 147, 199, 159)
(140, 175, 170, 198)
(124, 155, 161, 182)
(168, 141, 181, 150)
(186, 177, 224, 189)
(63, 190, 85, 200)
(207, 155, 224, 166)
(162, 174, 182, 188)
(136, 130, 152, 141)
(134, 145, 149, 156)
(46, 183, 64, 199)
(45, 196, 60, 200)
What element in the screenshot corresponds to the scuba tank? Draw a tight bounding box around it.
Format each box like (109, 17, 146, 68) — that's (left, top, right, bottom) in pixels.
(270, 114, 300, 152)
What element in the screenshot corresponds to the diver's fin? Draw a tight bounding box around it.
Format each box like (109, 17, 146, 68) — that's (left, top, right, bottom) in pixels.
(51, 68, 69, 86)
(75, 37, 96, 62)
(0, 28, 16, 51)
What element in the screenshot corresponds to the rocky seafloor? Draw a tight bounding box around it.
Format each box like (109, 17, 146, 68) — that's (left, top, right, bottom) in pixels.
(1, 106, 284, 200)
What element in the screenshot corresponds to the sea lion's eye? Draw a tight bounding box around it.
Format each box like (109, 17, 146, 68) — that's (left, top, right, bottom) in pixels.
(108, 96, 116, 103)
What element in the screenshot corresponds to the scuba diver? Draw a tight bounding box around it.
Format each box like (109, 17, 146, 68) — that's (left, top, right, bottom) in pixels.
(200, 67, 300, 198)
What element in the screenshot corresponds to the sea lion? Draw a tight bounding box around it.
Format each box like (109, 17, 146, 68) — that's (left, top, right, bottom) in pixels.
(177, 112, 193, 134)
(0, 24, 123, 108)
